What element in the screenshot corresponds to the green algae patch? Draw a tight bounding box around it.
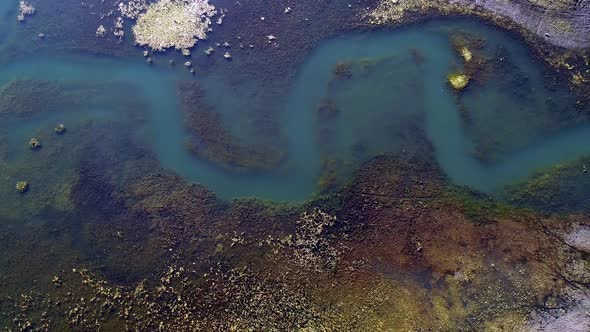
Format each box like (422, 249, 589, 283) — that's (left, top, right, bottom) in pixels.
(503, 157, 590, 212)
(440, 187, 533, 224)
(509, 164, 567, 200)
(447, 72, 470, 91)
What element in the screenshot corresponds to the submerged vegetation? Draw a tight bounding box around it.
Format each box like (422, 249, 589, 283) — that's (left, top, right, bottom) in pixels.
(316, 99, 340, 121)
(450, 30, 490, 84)
(316, 158, 341, 194)
(441, 186, 534, 224)
(443, 28, 589, 163)
(179, 81, 284, 172)
(0, 79, 145, 119)
(0, 0, 589, 330)
(503, 156, 590, 213)
(332, 61, 353, 80)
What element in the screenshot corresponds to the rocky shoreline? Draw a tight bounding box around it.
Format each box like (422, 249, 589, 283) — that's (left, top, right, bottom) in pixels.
(367, 0, 590, 106)
(368, 0, 590, 50)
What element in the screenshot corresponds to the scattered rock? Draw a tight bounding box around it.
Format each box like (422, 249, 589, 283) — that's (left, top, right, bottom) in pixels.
(17, 1, 35, 22)
(29, 137, 41, 149)
(54, 123, 66, 134)
(96, 25, 106, 38)
(52, 276, 62, 287)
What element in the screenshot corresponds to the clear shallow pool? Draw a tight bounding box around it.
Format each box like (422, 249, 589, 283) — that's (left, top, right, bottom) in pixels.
(0, 14, 588, 202)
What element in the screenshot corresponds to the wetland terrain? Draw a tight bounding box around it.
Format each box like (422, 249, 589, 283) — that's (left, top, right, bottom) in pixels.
(0, 0, 589, 331)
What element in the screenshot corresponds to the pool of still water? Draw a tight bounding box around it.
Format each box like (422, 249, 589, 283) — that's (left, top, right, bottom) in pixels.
(0, 10, 588, 202)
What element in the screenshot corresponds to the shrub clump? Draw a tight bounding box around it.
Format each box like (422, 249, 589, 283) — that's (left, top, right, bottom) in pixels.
(447, 73, 470, 91)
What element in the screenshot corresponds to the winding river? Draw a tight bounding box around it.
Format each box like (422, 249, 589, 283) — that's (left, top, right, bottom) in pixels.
(0, 4, 589, 201)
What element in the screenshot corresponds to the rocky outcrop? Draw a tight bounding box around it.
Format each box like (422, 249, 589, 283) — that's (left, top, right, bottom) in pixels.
(132, 0, 217, 51)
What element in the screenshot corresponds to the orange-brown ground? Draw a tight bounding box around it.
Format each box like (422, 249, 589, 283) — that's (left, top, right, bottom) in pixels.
(1, 153, 587, 331)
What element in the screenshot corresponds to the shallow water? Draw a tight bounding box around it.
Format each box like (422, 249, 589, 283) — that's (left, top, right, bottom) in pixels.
(0, 2, 16, 48)
(0, 5, 588, 203)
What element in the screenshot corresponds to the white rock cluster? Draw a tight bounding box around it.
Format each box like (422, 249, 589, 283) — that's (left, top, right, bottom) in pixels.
(114, 17, 125, 39)
(17, 1, 35, 22)
(117, 0, 148, 19)
(132, 0, 217, 51)
(291, 209, 341, 272)
(96, 25, 106, 38)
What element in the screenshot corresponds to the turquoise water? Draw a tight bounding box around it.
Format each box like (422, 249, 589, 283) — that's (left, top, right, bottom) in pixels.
(0, 1, 15, 20)
(0, 1, 16, 48)
(284, 22, 590, 196)
(0, 2, 588, 202)
(0, 1, 14, 23)
(0, 55, 315, 200)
